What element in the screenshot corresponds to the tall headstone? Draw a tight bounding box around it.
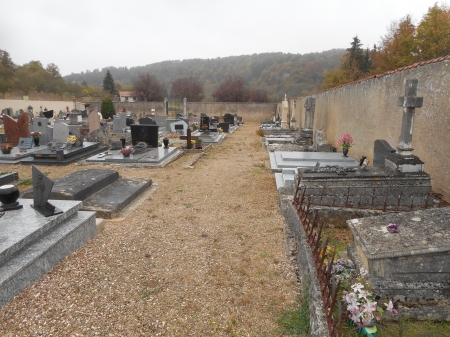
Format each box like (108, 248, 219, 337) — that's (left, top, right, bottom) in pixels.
(53, 122, 70, 143)
(27, 106, 34, 119)
(113, 114, 126, 134)
(3, 113, 30, 146)
(32, 118, 53, 144)
(281, 94, 289, 129)
(304, 97, 316, 130)
(130, 125, 159, 147)
(88, 111, 101, 133)
(183, 97, 187, 117)
(373, 140, 396, 167)
(170, 120, 188, 136)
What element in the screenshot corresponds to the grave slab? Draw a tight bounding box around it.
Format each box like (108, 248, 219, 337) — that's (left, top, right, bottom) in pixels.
(347, 207, 450, 302)
(82, 178, 152, 218)
(0, 199, 96, 308)
(270, 151, 358, 173)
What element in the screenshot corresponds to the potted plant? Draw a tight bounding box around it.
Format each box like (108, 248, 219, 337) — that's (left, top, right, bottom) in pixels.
(217, 127, 223, 133)
(195, 137, 203, 149)
(337, 132, 354, 157)
(120, 146, 133, 157)
(191, 122, 199, 131)
(66, 135, 77, 150)
(1, 144, 13, 154)
(30, 131, 43, 146)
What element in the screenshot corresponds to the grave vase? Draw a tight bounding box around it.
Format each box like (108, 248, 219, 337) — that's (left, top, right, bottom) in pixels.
(1, 149, 11, 154)
(33, 138, 40, 146)
(343, 147, 349, 157)
(163, 138, 169, 148)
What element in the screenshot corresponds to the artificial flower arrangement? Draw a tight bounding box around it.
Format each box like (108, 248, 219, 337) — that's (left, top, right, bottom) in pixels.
(120, 147, 133, 155)
(337, 132, 355, 149)
(190, 140, 196, 146)
(343, 282, 397, 336)
(191, 122, 199, 130)
(217, 127, 223, 133)
(2, 144, 12, 150)
(30, 131, 42, 139)
(66, 135, 77, 143)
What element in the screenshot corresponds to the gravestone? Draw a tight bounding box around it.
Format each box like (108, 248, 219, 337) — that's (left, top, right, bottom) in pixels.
(31, 166, 62, 217)
(88, 111, 101, 133)
(170, 120, 188, 136)
(223, 113, 234, 125)
(179, 128, 199, 149)
(183, 97, 187, 117)
(139, 117, 156, 125)
(347, 207, 450, 302)
(200, 115, 210, 131)
(130, 125, 159, 147)
(218, 122, 230, 133)
(304, 97, 316, 130)
(126, 115, 135, 126)
(373, 140, 396, 167)
(42, 110, 54, 119)
(67, 112, 80, 125)
(53, 123, 70, 143)
(2, 108, 12, 117)
(27, 106, 33, 119)
(81, 110, 88, 118)
(32, 118, 52, 144)
(385, 79, 424, 173)
(113, 115, 126, 134)
(3, 113, 30, 146)
(85, 124, 111, 146)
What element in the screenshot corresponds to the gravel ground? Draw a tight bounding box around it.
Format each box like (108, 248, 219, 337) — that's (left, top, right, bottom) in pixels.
(0, 121, 299, 336)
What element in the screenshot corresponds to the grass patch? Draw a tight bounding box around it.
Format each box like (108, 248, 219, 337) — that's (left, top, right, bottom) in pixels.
(277, 293, 310, 336)
(19, 179, 32, 186)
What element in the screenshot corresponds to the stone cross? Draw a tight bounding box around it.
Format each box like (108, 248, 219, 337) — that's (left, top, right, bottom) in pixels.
(179, 128, 198, 149)
(397, 79, 423, 154)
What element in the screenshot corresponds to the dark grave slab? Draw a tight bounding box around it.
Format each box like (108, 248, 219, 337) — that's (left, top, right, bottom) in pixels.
(200, 116, 210, 131)
(20, 142, 108, 166)
(347, 207, 450, 302)
(130, 125, 158, 147)
(138, 117, 156, 125)
(82, 178, 152, 218)
(223, 113, 234, 125)
(0, 173, 17, 186)
(22, 169, 119, 201)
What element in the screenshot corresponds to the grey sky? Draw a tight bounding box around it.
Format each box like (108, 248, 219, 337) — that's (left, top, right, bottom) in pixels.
(0, 0, 443, 76)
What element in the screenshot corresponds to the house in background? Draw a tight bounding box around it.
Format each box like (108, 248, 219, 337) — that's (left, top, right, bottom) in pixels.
(119, 91, 137, 102)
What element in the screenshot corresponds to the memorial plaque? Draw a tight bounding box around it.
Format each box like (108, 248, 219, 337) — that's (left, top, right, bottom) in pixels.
(130, 125, 159, 147)
(18, 137, 33, 149)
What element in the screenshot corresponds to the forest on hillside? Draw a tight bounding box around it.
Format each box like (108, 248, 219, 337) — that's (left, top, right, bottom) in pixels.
(63, 50, 345, 101)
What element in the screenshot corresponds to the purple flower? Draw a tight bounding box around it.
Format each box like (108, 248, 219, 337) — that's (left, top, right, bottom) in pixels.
(387, 223, 399, 233)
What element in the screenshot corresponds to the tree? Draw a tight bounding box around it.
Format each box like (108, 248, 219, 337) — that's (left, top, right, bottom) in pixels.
(371, 15, 417, 73)
(101, 98, 115, 119)
(171, 76, 204, 101)
(212, 77, 249, 102)
(416, 3, 450, 61)
(102, 70, 116, 95)
(44, 63, 66, 97)
(15, 61, 46, 95)
(0, 50, 15, 98)
(248, 89, 270, 102)
(132, 73, 165, 101)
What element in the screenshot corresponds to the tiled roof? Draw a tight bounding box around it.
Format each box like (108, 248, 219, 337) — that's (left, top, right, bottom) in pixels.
(305, 54, 450, 97)
(119, 91, 134, 97)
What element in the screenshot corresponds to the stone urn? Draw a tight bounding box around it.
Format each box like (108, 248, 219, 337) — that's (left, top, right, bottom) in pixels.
(343, 148, 349, 157)
(0, 184, 22, 210)
(33, 138, 40, 146)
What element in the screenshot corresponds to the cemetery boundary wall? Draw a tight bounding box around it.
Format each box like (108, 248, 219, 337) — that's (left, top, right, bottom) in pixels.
(290, 58, 450, 203)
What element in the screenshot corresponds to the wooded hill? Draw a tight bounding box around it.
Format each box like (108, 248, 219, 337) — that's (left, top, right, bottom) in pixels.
(63, 50, 345, 102)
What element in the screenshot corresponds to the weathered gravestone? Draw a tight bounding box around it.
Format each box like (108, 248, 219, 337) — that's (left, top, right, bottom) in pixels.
(130, 124, 159, 147)
(347, 207, 450, 304)
(53, 123, 70, 143)
(373, 139, 396, 167)
(3, 113, 30, 146)
(88, 111, 101, 133)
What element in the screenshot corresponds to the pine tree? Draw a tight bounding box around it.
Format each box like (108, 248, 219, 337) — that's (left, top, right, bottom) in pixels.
(102, 70, 116, 95)
(100, 98, 115, 119)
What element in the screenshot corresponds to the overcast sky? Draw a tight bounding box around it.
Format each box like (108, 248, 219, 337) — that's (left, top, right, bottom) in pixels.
(0, 0, 444, 76)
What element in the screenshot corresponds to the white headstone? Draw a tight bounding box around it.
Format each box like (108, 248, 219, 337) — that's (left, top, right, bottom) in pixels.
(170, 120, 188, 136)
(53, 122, 70, 143)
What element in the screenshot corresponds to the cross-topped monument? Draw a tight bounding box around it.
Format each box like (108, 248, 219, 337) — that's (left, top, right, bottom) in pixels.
(180, 128, 199, 149)
(396, 79, 423, 154)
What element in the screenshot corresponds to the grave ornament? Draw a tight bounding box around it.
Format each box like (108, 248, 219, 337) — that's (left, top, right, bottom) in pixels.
(31, 165, 62, 217)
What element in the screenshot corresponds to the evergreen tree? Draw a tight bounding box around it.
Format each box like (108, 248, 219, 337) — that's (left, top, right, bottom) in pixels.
(102, 70, 116, 95)
(100, 97, 115, 119)
(0, 50, 15, 98)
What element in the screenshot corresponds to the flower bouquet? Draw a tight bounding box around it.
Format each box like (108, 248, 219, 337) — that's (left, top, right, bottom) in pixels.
(120, 147, 133, 157)
(337, 132, 355, 149)
(2, 144, 13, 154)
(30, 131, 42, 139)
(343, 282, 397, 336)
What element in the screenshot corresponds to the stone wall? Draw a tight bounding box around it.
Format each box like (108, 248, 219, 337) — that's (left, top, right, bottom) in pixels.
(290, 58, 450, 202)
(186, 102, 276, 121)
(0, 100, 82, 116)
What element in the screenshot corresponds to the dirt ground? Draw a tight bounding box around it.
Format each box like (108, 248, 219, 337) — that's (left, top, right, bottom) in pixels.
(0, 121, 299, 336)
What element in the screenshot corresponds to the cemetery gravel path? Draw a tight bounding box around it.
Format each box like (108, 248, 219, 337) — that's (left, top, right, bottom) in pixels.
(0, 122, 299, 337)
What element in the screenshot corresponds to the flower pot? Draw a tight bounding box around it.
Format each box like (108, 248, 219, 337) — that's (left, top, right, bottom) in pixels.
(33, 138, 40, 146)
(163, 138, 169, 148)
(122, 153, 131, 158)
(343, 148, 349, 157)
(0, 185, 19, 205)
(1, 149, 11, 154)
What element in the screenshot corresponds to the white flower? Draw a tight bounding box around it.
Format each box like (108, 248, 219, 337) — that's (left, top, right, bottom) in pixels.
(351, 283, 364, 293)
(385, 300, 394, 312)
(345, 292, 358, 304)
